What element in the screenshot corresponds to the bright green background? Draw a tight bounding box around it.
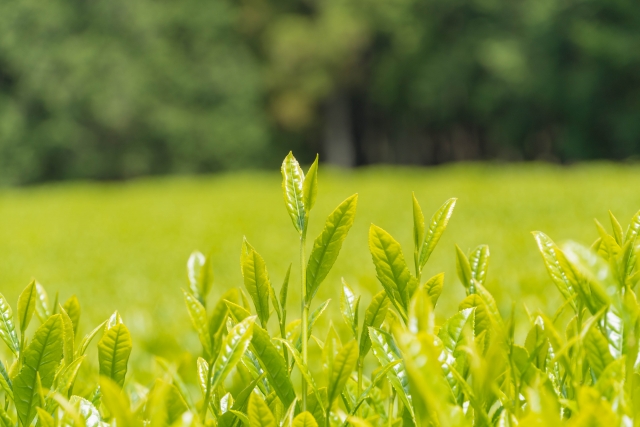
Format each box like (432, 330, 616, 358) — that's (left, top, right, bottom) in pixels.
(1, 163, 639, 375)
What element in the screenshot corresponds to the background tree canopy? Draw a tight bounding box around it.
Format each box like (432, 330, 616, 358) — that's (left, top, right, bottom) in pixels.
(1, 0, 639, 183)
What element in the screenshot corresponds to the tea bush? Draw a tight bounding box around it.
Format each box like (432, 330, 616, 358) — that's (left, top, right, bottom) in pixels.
(1, 153, 639, 426)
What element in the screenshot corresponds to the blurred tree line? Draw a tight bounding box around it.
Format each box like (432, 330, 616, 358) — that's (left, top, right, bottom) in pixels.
(1, 0, 640, 183)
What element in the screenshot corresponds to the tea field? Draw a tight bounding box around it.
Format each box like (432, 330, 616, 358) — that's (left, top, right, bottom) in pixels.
(1, 162, 639, 377)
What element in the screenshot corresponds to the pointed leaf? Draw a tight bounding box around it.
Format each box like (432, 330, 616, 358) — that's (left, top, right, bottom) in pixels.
(58, 305, 75, 366)
(327, 340, 358, 406)
(306, 195, 358, 303)
(251, 326, 296, 407)
(532, 232, 575, 303)
(468, 245, 489, 286)
(248, 393, 277, 427)
(423, 273, 444, 308)
(242, 249, 271, 327)
(278, 339, 323, 411)
(584, 325, 614, 378)
(34, 283, 50, 324)
(77, 320, 107, 357)
(62, 295, 81, 337)
(369, 225, 416, 320)
(13, 315, 63, 426)
(18, 280, 37, 335)
(368, 328, 413, 419)
(438, 308, 474, 356)
(303, 155, 319, 212)
(211, 316, 256, 390)
(359, 291, 389, 360)
(98, 323, 132, 388)
(625, 209, 640, 244)
(281, 152, 306, 234)
(341, 279, 359, 339)
(183, 290, 212, 359)
(454, 245, 472, 289)
(418, 198, 456, 269)
(0, 293, 19, 355)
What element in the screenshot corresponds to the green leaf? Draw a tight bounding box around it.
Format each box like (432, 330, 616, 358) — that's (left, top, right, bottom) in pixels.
(242, 248, 271, 327)
(62, 295, 81, 337)
(54, 356, 85, 396)
(468, 245, 489, 286)
(0, 361, 13, 400)
(423, 273, 444, 308)
(183, 290, 212, 359)
(327, 340, 358, 406)
(306, 195, 358, 304)
(368, 225, 416, 321)
(625, 208, 640, 244)
(532, 232, 575, 304)
(454, 245, 472, 289)
(297, 300, 331, 352)
(33, 283, 50, 324)
(584, 325, 614, 378)
(280, 265, 292, 314)
(0, 293, 19, 355)
(187, 251, 214, 304)
(251, 326, 296, 408)
(293, 412, 318, 427)
(340, 279, 360, 339)
(58, 305, 75, 366)
(459, 295, 490, 337)
(368, 328, 413, 420)
(77, 320, 107, 357)
(13, 314, 63, 427)
(0, 405, 12, 427)
(418, 198, 457, 270)
(18, 280, 37, 336)
(438, 308, 474, 356)
(248, 393, 277, 427)
(211, 316, 256, 390)
(225, 300, 252, 322)
(281, 152, 306, 235)
(303, 155, 319, 212)
(98, 323, 132, 388)
(412, 194, 425, 275)
(359, 291, 389, 360)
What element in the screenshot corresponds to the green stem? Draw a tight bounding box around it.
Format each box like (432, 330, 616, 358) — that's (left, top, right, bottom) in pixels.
(300, 234, 308, 411)
(388, 390, 396, 427)
(201, 362, 215, 422)
(357, 358, 363, 415)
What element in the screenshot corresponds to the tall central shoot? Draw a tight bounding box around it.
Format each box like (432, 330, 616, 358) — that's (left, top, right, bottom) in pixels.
(281, 152, 357, 410)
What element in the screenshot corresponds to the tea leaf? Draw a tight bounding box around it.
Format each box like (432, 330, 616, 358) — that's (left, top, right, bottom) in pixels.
(455, 245, 472, 289)
(184, 290, 212, 359)
(98, 323, 132, 388)
(251, 326, 296, 408)
(412, 194, 425, 275)
(58, 305, 75, 366)
(281, 152, 306, 235)
(77, 320, 107, 357)
(532, 231, 575, 304)
(35, 407, 54, 427)
(341, 279, 360, 339)
(62, 295, 81, 337)
(211, 316, 256, 390)
(359, 291, 389, 360)
(306, 194, 358, 304)
(18, 280, 37, 336)
(584, 325, 614, 378)
(368, 328, 413, 420)
(248, 393, 277, 427)
(423, 273, 444, 308)
(327, 340, 358, 406)
(188, 251, 214, 304)
(418, 198, 457, 271)
(469, 245, 490, 286)
(13, 314, 63, 426)
(33, 283, 50, 323)
(625, 208, 640, 244)
(303, 155, 319, 213)
(438, 308, 474, 356)
(0, 293, 19, 355)
(242, 248, 271, 327)
(369, 224, 416, 320)
(279, 339, 324, 411)
(99, 376, 139, 427)
(293, 412, 318, 427)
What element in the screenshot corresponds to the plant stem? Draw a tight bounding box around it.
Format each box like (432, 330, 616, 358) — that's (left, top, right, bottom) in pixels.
(357, 358, 363, 415)
(300, 234, 308, 411)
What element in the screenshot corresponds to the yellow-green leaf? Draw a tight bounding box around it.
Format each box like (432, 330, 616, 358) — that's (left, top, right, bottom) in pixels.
(183, 290, 212, 359)
(281, 152, 306, 235)
(340, 279, 360, 339)
(302, 155, 319, 212)
(468, 245, 489, 286)
(0, 293, 19, 355)
(62, 295, 81, 337)
(306, 195, 358, 304)
(13, 314, 63, 427)
(327, 340, 358, 406)
(251, 326, 296, 408)
(211, 316, 256, 390)
(248, 393, 277, 427)
(18, 280, 37, 335)
(98, 323, 132, 388)
(418, 198, 457, 270)
(423, 273, 444, 308)
(34, 283, 50, 324)
(293, 412, 318, 427)
(242, 248, 271, 327)
(359, 291, 389, 360)
(455, 245, 472, 289)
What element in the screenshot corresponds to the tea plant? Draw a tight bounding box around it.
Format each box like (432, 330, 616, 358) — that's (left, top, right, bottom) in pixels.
(0, 152, 639, 427)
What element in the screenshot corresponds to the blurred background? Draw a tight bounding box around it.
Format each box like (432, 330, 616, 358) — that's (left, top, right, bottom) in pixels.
(1, 0, 640, 383)
(1, 0, 640, 184)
